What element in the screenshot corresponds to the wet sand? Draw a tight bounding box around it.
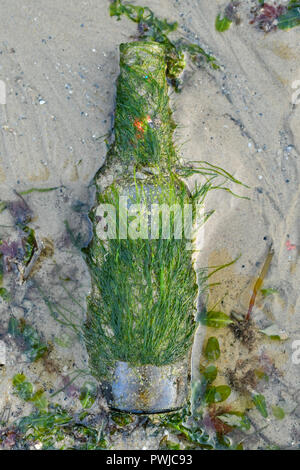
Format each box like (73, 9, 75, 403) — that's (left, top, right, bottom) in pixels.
(0, 0, 300, 449)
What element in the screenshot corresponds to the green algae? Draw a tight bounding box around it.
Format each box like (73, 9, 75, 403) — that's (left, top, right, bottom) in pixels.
(16, 406, 107, 450)
(79, 1, 248, 396)
(110, 0, 219, 79)
(85, 159, 244, 379)
(113, 42, 176, 167)
(83, 32, 246, 380)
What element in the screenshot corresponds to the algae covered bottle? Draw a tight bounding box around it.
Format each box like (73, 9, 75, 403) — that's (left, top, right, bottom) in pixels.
(84, 41, 200, 413)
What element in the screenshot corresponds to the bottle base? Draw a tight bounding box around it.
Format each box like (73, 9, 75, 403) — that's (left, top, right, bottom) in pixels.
(104, 359, 189, 414)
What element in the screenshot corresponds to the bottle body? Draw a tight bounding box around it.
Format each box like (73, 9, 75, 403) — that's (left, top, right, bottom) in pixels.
(84, 42, 197, 413)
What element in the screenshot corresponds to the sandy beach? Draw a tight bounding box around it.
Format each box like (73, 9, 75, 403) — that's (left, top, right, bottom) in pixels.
(0, 0, 300, 449)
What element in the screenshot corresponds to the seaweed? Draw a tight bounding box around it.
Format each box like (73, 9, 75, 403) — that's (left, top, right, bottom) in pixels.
(0, 239, 24, 272)
(215, 1, 242, 33)
(59, 3, 247, 406)
(22, 226, 38, 266)
(246, 245, 274, 320)
(205, 385, 231, 404)
(85, 162, 245, 379)
(278, 1, 300, 30)
(215, 14, 232, 32)
(7, 196, 32, 226)
(8, 316, 48, 362)
(225, 245, 275, 351)
(199, 310, 234, 328)
(217, 1, 300, 33)
(0, 287, 10, 302)
(252, 393, 268, 418)
(229, 318, 256, 350)
(217, 412, 251, 431)
(156, 329, 273, 449)
(83, 22, 247, 381)
(19, 186, 61, 196)
(251, 0, 300, 32)
(259, 324, 288, 340)
(250, 2, 287, 32)
(159, 408, 232, 450)
(11, 406, 107, 450)
(204, 337, 221, 361)
(113, 41, 176, 166)
(79, 383, 97, 409)
(158, 373, 240, 450)
(271, 405, 285, 420)
(2, 375, 107, 449)
(12, 374, 48, 411)
(0, 194, 40, 282)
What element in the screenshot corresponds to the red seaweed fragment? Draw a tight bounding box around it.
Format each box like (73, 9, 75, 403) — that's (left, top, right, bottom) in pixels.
(7, 193, 33, 226)
(250, 3, 287, 32)
(0, 227, 42, 282)
(0, 239, 25, 273)
(0, 195, 43, 283)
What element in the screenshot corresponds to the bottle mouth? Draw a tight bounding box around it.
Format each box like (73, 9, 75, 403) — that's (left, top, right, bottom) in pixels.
(104, 359, 189, 414)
